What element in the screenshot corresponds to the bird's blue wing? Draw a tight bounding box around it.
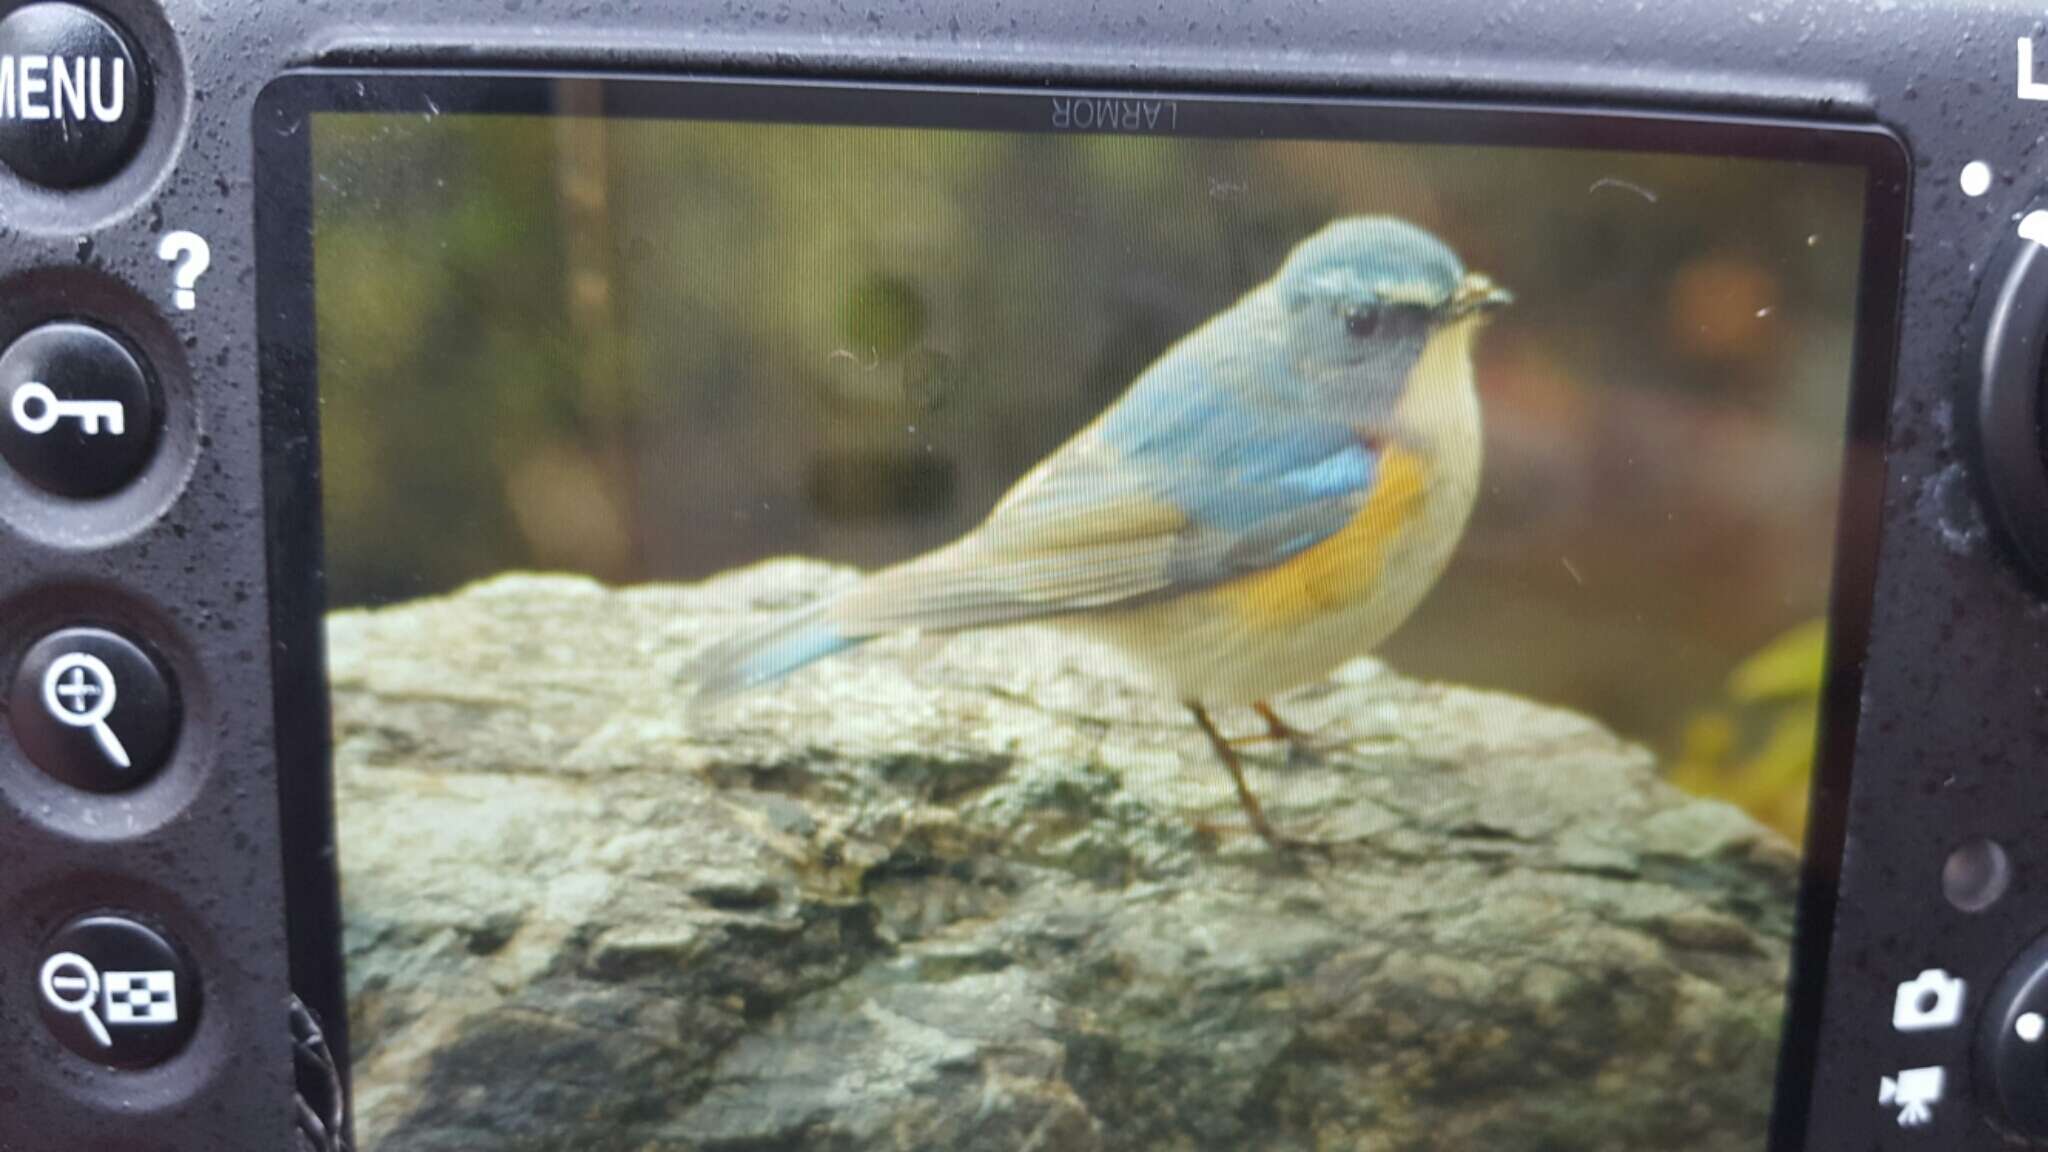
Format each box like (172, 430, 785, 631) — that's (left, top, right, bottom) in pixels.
(823, 362, 1382, 635)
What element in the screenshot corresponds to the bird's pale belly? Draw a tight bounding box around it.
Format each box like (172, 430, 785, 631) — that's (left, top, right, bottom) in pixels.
(1068, 448, 1476, 706)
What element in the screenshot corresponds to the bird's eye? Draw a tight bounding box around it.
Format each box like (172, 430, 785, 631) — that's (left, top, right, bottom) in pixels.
(1343, 308, 1380, 340)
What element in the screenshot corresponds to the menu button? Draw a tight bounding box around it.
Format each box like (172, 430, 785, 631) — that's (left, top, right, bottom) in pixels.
(0, 3, 148, 189)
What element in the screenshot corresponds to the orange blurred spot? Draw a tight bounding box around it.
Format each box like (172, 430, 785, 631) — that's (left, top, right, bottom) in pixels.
(1668, 257, 1780, 362)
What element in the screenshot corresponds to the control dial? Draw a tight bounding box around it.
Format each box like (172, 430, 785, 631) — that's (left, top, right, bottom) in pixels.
(1971, 217, 2048, 582)
(1977, 934, 2048, 1142)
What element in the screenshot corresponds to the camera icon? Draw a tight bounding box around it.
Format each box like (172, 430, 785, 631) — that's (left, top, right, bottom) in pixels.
(1893, 969, 1967, 1033)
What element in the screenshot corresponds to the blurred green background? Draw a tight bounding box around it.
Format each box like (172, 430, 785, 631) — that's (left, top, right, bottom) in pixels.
(311, 101, 1867, 838)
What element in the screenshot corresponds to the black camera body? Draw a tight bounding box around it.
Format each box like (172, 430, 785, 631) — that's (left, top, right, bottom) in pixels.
(4, 1, 2048, 1149)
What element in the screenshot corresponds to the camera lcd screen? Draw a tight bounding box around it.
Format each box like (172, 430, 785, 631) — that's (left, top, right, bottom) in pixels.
(256, 78, 1905, 1152)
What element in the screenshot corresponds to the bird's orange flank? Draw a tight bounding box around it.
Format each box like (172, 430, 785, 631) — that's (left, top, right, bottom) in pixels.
(1218, 445, 1429, 629)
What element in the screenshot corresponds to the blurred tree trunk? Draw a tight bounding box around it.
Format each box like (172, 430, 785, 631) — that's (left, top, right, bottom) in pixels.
(541, 80, 641, 581)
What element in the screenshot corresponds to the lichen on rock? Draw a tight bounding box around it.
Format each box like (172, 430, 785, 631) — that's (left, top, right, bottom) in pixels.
(331, 561, 1799, 1152)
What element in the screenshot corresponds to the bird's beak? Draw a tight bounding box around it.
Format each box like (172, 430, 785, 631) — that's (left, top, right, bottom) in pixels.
(1451, 272, 1514, 319)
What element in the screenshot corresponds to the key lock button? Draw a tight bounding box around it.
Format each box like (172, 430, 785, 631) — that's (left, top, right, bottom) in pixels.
(0, 321, 161, 498)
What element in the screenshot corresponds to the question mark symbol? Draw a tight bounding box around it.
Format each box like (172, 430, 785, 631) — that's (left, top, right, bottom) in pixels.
(156, 231, 211, 312)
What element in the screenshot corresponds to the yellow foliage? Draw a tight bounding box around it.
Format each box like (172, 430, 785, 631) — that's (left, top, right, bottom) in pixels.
(1727, 618, 1829, 703)
(1669, 619, 1826, 842)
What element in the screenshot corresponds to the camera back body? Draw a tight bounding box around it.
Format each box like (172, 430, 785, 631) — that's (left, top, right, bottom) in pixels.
(1, 2, 2046, 1150)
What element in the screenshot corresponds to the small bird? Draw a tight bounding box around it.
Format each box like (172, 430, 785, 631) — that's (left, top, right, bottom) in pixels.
(691, 217, 1510, 847)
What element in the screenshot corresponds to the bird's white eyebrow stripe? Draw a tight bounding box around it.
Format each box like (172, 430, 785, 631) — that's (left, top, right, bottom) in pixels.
(1302, 269, 1362, 296)
(1305, 268, 1446, 307)
(1373, 281, 1446, 306)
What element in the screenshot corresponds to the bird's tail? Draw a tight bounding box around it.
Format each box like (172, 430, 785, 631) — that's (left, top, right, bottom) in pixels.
(688, 540, 1077, 703)
(687, 602, 867, 702)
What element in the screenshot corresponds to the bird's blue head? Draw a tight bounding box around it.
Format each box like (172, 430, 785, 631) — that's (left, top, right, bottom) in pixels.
(1267, 217, 1511, 405)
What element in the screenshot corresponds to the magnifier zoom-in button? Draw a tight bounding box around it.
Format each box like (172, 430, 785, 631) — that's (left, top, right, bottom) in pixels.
(41, 651, 132, 768)
(9, 627, 175, 792)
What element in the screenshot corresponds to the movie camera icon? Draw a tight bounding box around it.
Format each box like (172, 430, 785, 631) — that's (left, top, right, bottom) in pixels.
(1879, 1065, 1945, 1129)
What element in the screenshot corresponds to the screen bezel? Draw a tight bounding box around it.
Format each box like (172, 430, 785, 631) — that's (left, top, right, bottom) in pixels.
(250, 71, 1910, 1151)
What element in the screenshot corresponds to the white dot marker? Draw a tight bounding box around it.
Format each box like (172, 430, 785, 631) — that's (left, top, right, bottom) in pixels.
(2018, 1012, 2044, 1042)
(2021, 210, 2048, 248)
(1962, 161, 1994, 198)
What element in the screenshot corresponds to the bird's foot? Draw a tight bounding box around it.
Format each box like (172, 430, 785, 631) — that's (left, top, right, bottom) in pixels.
(1190, 817, 1332, 862)
(1264, 829, 1336, 861)
(1241, 703, 1424, 767)
(1186, 703, 1336, 859)
(1225, 702, 1347, 765)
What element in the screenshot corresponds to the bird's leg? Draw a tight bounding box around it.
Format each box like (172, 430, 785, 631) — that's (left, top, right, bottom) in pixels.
(1246, 700, 1411, 763)
(1252, 700, 1330, 766)
(1255, 701, 1313, 743)
(1224, 702, 1312, 749)
(1188, 703, 1285, 849)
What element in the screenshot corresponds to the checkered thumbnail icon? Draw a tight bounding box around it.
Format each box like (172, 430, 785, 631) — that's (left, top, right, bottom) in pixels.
(103, 969, 178, 1026)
